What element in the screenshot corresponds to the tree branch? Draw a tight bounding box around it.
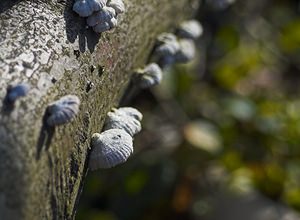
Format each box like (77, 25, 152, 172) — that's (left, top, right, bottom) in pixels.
(0, 0, 199, 219)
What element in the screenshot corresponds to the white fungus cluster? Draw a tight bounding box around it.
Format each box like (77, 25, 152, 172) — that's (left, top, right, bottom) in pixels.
(176, 20, 203, 40)
(89, 107, 143, 170)
(86, 19, 203, 170)
(134, 63, 163, 89)
(104, 107, 143, 136)
(127, 20, 203, 97)
(153, 19, 203, 68)
(73, 0, 125, 33)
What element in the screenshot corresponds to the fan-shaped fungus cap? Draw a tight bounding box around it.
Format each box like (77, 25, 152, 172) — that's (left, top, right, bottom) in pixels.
(175, 39, 196, 63)
(46, 95, 80, 127)
(73, 0, 107, 17)
(135, 63, 163, 89)
(176, 20, 203, 40)
(104, 107, 143, 137)
(107, 0, 125, 15)
(89, 129, 134, 170)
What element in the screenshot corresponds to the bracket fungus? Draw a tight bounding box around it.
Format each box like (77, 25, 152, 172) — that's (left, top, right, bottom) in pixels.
(154, 33, 181, 67)
(46, 95, 80, 127)
(154, 32, 197, 67)
(4, 83, 30, 106)
(73, 0, 107, 17)
(104, 107, 143, 137)
(134, 63, 163, 89)
(73, 0, 125, 33)
(110, 107, 143, 121)
(86, 6, 117, 32)
(107, 0, 125, 15)
(153, 20, 203, 67)
(89, 107, 143, 170)
(176, 20, 203, 40)
(175, 39, 196, 63)
(89, 129, 134, 170)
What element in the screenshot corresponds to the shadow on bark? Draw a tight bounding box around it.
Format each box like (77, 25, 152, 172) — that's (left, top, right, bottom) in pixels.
(71, 151, 90, 219)
(36, 111, 55, 160)
(64, 0, 101, 53)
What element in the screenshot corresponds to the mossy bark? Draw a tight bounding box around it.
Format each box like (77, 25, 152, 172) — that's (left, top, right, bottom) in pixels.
(0, 0, 199, 219)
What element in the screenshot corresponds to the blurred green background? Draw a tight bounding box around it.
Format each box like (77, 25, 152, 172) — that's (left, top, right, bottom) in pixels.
(77, 0, 300, 219)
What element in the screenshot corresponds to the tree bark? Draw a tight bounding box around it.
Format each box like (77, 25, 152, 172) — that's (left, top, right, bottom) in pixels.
(0, 0, 199, 219)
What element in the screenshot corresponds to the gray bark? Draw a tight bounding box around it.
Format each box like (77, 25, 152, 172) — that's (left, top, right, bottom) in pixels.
(0, 0, 199, 219)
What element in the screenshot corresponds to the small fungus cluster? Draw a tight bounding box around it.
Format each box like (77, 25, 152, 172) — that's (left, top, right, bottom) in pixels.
(126, 20, 203, 96)
(89, 107, 143, 170)
(73, 0, 125, 33)
(153, 19, 203, 68)
(87, 20, 203, 170)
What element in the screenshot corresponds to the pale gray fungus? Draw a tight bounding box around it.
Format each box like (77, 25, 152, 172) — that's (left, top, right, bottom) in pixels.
(154, 32, 197, 66)
(154, 33, 181, 67)
(175, 39, 196, 63)
(92, 16, 118, 33)
(89, 129, 134, 170)
(93, 22, 111, 33)
(155, 33, 180, 57)
(86, 6, 116, 26)
(110, 107, 143, 121)
(73, 0, 107, 17)
(107, 0, 125, 15)
(86, 6, 118, 33)
(108, 17, 118, 28)
(73, 0, 124, 33)
(46, 95, 80, 127)
(4, 83, 30, 105)
(176, 20, 203, 40)
(104, 107, 143, 137)
(157, 32, 178, 43)
(134, 63, 163, 89)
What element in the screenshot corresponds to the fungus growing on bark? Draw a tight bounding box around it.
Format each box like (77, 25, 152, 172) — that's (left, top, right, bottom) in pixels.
(46, 95, 80, 127)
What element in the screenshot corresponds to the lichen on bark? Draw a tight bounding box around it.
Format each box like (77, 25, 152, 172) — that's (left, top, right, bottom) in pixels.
(0, 0, 199, 219)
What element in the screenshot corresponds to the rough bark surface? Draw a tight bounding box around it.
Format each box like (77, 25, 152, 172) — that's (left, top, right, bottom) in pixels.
(0, 0, 199, 219)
